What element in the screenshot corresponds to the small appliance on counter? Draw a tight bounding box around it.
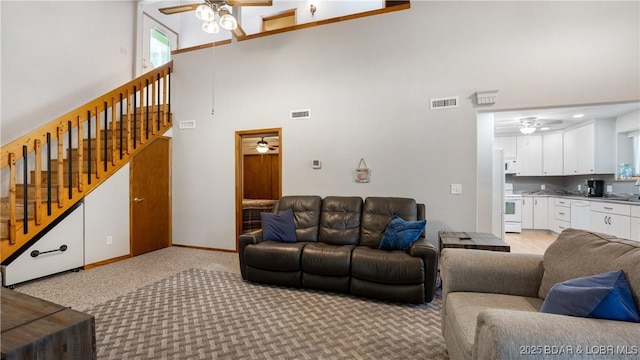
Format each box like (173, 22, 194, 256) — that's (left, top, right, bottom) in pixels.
(585, 179, 604, 197)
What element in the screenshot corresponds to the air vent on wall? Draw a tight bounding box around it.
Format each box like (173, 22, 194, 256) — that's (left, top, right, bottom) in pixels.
(179, 120, 196, 129)
(430, 97, 459, 110)
(290, 109, 311, 119)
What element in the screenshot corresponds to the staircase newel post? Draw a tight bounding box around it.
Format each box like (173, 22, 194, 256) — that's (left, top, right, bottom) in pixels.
(34, 139, 42, 225)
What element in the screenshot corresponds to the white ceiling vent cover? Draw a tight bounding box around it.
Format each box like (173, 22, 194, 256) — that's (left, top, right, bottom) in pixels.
(430, 97, 459, 110)
(290, 109, 311, 119)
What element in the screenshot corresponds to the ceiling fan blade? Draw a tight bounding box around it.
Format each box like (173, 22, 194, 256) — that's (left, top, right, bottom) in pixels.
(159, 3, 200, 15)
(232, 23, 247, 39)
(537, 119, 563, 126)
(227, 0, 272, 6)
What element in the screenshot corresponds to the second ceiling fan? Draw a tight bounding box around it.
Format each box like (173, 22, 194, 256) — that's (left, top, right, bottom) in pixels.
(159, 0, 273, 38)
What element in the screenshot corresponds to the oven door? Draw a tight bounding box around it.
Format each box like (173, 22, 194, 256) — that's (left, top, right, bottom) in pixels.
(505, 197, 522, 222)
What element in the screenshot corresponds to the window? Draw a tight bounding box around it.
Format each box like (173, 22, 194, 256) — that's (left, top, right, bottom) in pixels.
(150, 28, 171, 68)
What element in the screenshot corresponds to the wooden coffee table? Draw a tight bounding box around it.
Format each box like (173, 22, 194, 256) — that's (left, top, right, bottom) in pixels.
(439, 231, 510, 252)
(1, 288, 96, 359)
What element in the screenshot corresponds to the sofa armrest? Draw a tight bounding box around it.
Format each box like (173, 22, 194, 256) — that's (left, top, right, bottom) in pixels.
(408, 238, 439, 302)
(441, 248, 544, 300)
(475, 309, 640, 360)
(238, 229, 263, 279)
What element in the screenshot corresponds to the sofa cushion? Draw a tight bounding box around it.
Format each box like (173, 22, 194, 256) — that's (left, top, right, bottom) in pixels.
(351, 247, 424, 284)
(318, 196, 363, 246)
(538, 229, 640, 312)
(360, 197, 419, 248)
(379, 216, 426, 251)
(301, 243, 355, 276)
(276, 196, 322, 242)
(244, 242, 306, 272)
(445, 292, 544, 360)
(261, 209, 296, 243)
(540, 270, 640, 322)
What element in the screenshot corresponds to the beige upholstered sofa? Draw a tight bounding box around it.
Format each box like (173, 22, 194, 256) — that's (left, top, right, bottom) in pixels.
(441, 228, 640, 360)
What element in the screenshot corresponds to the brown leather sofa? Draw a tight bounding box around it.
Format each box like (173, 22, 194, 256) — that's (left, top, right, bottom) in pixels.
(238, 196, 439, 304)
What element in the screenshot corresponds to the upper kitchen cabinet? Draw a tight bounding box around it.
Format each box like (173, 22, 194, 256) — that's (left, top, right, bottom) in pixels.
(516, 135, 542, 176)
(542, 132, 563, 176)
(494, 136, 517, 159)
(563, 119, 615, 175)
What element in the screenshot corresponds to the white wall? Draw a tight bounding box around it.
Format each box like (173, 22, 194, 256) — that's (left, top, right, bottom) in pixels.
(617, 110, 640, 133)
(1, 1, 137, 145)
(84, 165, 131, 264)
(171, 1, 640, 249)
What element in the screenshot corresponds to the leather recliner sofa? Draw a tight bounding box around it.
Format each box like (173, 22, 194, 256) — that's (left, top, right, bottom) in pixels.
(238, 195, 439, 304)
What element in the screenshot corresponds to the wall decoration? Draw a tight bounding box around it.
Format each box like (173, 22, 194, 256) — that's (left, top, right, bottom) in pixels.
(355, 158, 371, 183)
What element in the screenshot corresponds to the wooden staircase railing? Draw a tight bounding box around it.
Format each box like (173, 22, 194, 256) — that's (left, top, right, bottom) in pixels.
(0, 61, 173, 263)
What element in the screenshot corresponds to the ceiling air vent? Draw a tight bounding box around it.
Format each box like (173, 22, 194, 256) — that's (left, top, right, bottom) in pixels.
(430, 97, 459, 110)
(290, 109, 311, 119)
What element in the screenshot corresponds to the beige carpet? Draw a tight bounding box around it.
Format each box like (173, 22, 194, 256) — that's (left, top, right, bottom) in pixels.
(14, 247, 448, 359)
(14, 247, 240, 311)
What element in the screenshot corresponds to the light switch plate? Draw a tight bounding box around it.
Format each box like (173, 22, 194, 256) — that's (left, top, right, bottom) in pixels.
(451, 184, 462, 195)
(312, 160, 322, 169)
(541, 184, 546, 190)
(606, 185, 613, 193)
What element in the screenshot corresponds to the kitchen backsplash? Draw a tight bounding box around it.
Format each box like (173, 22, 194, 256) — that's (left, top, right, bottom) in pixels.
(506, 174, 639, 197)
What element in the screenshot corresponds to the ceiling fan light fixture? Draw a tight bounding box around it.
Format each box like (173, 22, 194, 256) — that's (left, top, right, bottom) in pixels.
(218, 9, 238, 30)
(520, 126, 536, 135)
(195, 4, 215, 22)
(256, 138, 269, 153)
(202, 20, 220, 34)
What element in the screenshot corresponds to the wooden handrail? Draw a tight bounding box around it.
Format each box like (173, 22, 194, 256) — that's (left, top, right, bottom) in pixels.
(0, 61, 173, 263)
(1, 61, 173, 167)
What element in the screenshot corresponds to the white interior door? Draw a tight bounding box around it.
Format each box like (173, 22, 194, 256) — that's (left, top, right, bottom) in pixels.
(140, 14, 178, 75)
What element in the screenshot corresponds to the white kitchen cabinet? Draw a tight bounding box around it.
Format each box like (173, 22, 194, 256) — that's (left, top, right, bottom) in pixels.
(494, 136, 517, 159)
(590, 202, 631, 239)
(550, 198, 571, 234)
(522, 196, 548, 230)
(522, 196, 533, 229)
(542, 133, 563, 176)
(533, 197, 548, 229)
(563, 128, 579, 175)
(516, 135, 543, 176)
(631, 205, 640, 242)
(563, 120, 615, 175)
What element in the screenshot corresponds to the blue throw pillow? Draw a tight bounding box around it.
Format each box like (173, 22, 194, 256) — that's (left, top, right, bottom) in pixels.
(261, 209, 296, 243)
(378, 216, 426, 251)
(540, 270, 640, 323)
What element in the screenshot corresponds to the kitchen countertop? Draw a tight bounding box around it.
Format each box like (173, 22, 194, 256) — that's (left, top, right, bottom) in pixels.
(516, 191, 640, 205)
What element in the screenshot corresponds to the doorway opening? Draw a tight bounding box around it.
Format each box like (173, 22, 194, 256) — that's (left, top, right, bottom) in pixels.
(235, 128, 282, 245)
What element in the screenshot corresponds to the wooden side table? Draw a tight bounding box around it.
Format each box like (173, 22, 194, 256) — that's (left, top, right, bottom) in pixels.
(439, 231, 510, 252)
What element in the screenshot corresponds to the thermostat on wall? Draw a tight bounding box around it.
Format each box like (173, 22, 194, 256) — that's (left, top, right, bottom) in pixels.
(312, 160, 322, 169)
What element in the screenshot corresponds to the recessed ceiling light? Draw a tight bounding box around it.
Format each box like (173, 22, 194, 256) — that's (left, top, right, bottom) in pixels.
(573, 114, 584, 118)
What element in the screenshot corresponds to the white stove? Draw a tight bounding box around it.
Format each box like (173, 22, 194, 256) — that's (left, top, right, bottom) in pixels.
(504, 184, 522, 233)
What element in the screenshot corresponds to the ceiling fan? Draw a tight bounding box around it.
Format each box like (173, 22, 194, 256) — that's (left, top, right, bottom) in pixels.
(518, 117, 563, 134)
(495, 117, 563, 134)
(159, 0, 273, 38)
(256, 137, 278, 153)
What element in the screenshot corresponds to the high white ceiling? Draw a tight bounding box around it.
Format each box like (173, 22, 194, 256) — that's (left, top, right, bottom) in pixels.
(492, 101, 640, 136)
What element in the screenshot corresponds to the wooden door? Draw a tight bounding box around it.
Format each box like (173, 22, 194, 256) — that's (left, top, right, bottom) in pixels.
(131, 137, 171, 256)
(243, 154, 280, 200)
